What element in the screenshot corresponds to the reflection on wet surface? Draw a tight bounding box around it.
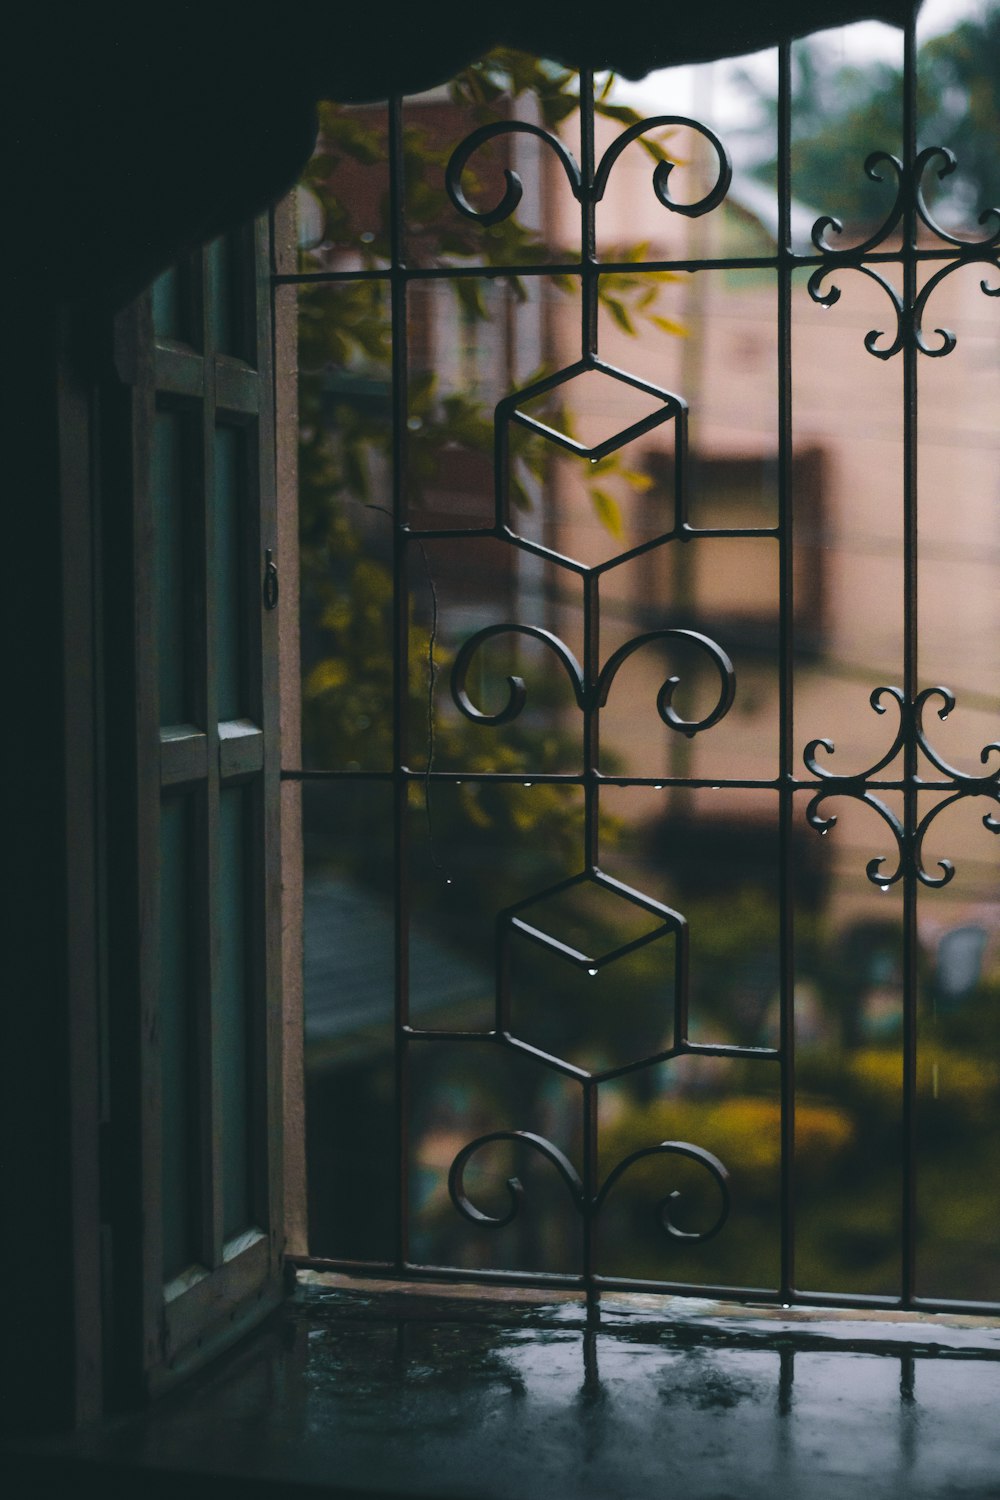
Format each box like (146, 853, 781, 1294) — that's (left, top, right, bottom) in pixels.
(22, 1279, 1000, 1498)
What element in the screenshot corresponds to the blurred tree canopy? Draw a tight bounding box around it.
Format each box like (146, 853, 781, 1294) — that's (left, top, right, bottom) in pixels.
(740, 9, 1000, 229)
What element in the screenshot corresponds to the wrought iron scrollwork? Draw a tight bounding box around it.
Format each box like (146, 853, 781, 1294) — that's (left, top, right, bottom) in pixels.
(446, 115, 731, 228)
(452, 623, 735, 736)
(806, 788, 910, 889)
(811, 150, 906, 257)
(804, 685, 1000, 886)
(809, 146, 1000, 357)
(807, 262, 907, 361)
(449, 1131, 730, 1245)
(804, 685, 908, 781)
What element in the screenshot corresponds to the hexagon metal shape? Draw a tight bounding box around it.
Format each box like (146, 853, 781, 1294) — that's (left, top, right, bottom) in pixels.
(496, 357, 687, 574)
(498, 868, 688, 1081)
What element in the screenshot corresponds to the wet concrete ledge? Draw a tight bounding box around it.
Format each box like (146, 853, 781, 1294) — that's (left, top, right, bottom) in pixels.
(5, 1276, 1000, 1499)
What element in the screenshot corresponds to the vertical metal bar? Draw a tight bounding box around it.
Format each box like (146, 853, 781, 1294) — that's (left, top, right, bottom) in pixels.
(388, 92, 412, 1273)
(583, 574, 601, 874)
(900, 16, 919, 1309)
(776, 38, 797, 1306)
(579, 70, 598, 360)
(580, 72, 600, 1312)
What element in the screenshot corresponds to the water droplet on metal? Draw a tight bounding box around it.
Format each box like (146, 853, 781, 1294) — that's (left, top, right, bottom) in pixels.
(881, 884, 890, 894)
(712, 785, 721, 791)
(820, 827, 828, 836)
(523, 781, 532, 787)
(654, 784, 664, 790)
(588, 968, 598, 977)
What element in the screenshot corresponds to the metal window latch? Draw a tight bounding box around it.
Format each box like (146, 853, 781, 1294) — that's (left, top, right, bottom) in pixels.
(263, 548, 279, 610)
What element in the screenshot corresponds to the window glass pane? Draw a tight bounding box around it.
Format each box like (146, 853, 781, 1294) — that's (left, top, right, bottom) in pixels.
(207, 232, 238, 356)
(152, 266, 180, 339)
(214, 425, 244, 721)
(160, 794, 198, 1280)
(303, 780, 395, 1260)
(153, 409, 189, 725)
(219, 786, 252, 1238)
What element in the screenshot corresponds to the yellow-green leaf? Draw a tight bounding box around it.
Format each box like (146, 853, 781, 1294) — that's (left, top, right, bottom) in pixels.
(590, 488, 625, 539)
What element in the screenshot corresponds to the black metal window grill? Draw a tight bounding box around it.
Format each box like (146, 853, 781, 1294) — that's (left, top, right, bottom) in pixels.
(279, 14, 1000, 1313)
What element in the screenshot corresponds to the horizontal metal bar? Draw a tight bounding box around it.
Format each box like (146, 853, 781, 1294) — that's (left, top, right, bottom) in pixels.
(281, 767, 970, 791)
(281, 768, 396, 781)
(273, 243, 975, 289)
(403, 1026, 497, 1042)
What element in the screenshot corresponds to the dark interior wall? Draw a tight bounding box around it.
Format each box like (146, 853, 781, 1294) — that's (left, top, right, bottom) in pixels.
(1, 0, 917, 1437)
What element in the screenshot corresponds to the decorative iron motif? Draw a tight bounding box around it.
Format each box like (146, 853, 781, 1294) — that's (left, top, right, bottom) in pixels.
(446, 114, 732, 226)
(452, 623, 735, 737)
(449, 1130, 730, 1244)
(497, 869, 690, 1081)
(804, 685, 1000, 887)
(808, 147, 1000, 356)
(488, 358, 692, 572)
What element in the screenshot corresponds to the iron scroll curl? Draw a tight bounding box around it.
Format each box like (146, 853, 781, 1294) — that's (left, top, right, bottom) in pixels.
(806, 788, 910, 889)
(445, 121, 583, 225)
(807, 263, 907, 360)
(594, 1140, 731, 1243)
(811, 151, 905, 256)
(448, 1130, 584, 1226)
(451, 624, 585, 725)
(913, 147, 1000, 250)
(591, 117, 732, 218)
(596, 628, 735, 738)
